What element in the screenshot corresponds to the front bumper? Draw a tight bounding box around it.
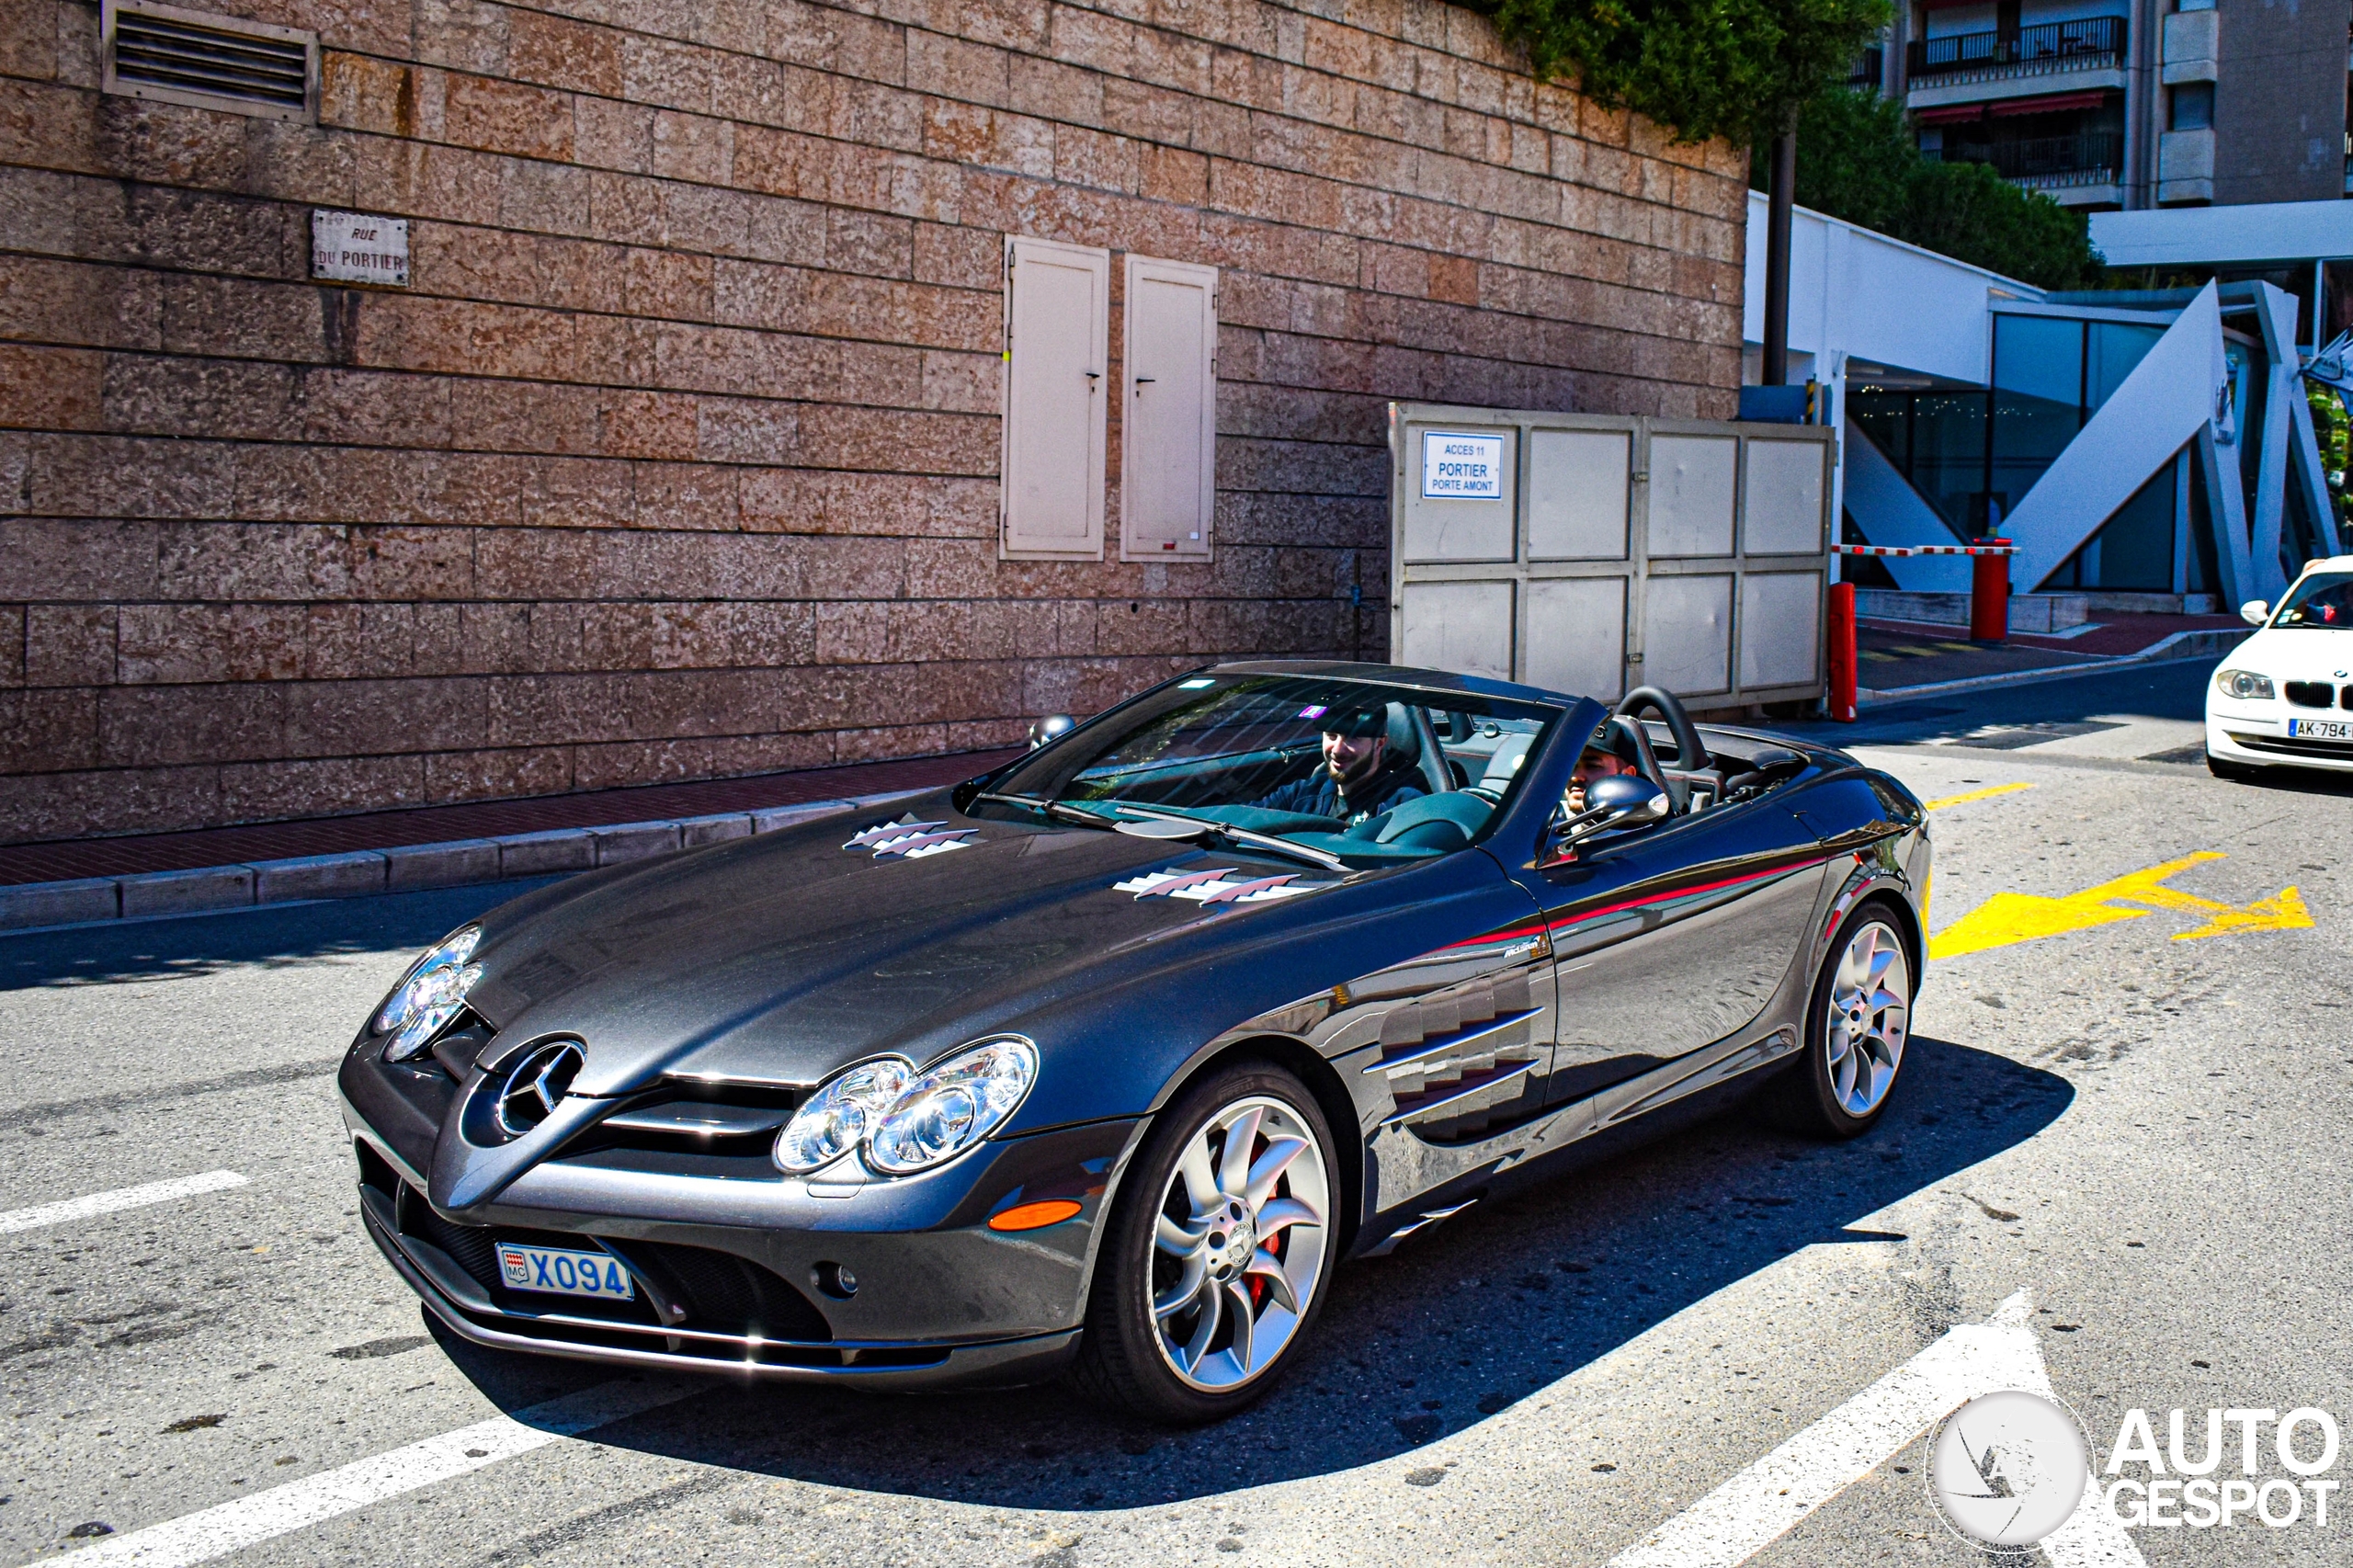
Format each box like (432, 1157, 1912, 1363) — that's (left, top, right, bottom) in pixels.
(357, 1179, 1082, 1387)
(2205, 707, 2353, 773)
(340, 1044, 1140, 1389)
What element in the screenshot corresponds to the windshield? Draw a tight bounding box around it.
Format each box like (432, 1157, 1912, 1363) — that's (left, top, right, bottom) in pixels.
(972, 675, 1568, 868)
(2273, 572, 2353, 629)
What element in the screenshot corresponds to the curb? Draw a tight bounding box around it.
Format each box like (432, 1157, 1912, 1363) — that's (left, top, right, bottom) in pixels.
(1859, 629, 2247, 706)
(0, 790, 930, 936)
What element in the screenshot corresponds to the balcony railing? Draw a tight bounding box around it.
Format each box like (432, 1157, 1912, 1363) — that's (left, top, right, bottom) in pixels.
(1847, 48, 1884, 89)
(1949, 132, 2122, 188)
(1908, 17, 2126, 84)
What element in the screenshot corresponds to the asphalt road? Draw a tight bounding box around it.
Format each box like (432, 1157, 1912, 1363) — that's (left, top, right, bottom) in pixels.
(3, 655, 2347, 1568)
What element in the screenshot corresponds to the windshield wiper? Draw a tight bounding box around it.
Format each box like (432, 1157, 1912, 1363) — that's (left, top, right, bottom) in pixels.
(1105, 804, 1349, 873)
(969, 790, 1116, 829)
(973, 792, 1350, 873)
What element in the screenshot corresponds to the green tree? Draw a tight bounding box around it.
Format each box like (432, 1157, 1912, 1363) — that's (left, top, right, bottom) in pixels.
(1472, 0, 1891, 150)
(1786, 85, 1915, 234)
(1461, 6, 2100, 290)
(1791, 88, 2102, 290)
(2309, 382, 2352, 535)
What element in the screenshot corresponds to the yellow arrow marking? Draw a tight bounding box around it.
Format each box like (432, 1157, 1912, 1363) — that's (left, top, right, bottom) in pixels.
(1929, 851, 2313, 959)
(1925, 782, 2034, 811)
(1929, 890, 2152, 960)
(2172, 885, 2313, 941)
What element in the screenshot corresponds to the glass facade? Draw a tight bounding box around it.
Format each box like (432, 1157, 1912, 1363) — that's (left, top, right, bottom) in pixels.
(1848, 390, 1994, 535)
(1846, 309, 2245, 592)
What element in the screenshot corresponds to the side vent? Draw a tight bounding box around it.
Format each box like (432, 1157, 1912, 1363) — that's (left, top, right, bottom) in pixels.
(103, 0, 317, 124)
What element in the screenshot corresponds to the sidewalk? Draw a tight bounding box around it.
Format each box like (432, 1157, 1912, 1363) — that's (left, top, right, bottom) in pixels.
(0, 609, 2257, 932)
(1858, 609, 2246, 700)
(0, 747, 1018, 931)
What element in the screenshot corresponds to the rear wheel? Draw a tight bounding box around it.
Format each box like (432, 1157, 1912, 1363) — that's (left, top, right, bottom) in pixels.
(1071, 1062, 1338, 1424)
(1766, 901, 1915, 1138)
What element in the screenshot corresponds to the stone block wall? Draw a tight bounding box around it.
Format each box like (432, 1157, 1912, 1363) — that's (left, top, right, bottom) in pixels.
(0, 0, 1746, 844)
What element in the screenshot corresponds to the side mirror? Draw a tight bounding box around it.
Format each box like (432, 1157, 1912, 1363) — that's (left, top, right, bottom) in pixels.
(1552, 775, 1670, 850)
(1029, 714, 1076, 750)
(2240, 600, 2270, 627)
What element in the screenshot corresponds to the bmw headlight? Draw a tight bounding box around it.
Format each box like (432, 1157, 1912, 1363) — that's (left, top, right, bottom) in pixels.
(774, 1037, 1037, 1176)
(2215, 667, 2275, 700)
(374, 926, 483, 1062)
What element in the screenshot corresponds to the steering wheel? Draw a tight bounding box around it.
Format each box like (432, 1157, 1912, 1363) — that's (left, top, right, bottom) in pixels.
(1613, 686, 1717, 812)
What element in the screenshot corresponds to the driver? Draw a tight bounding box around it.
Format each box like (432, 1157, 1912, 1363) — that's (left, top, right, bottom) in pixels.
(1256, 705, 1426, 827)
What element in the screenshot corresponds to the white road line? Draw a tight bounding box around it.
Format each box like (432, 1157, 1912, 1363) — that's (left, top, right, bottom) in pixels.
(1607, 1291, 2145, 1568)
(57, 1378, 690, 1568)
(0, 1171, 248, 1234)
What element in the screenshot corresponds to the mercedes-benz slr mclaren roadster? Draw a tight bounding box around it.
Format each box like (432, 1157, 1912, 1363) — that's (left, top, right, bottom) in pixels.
(342, 663, 1930, 1423)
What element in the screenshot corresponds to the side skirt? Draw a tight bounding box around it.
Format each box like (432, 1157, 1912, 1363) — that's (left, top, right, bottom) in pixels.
(1347, 1021, 1802, 1257)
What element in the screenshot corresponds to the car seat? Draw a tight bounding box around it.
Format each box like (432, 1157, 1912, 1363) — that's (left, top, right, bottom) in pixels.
(1477, 731, 1537, 792)
(1598, 713, 1672, 807)
(1613, 687, 1720, 812)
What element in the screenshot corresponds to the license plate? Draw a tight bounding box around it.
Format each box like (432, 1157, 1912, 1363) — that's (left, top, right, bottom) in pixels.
(2288, 718, 2352, 739)
(495, 1243, 634, 1301)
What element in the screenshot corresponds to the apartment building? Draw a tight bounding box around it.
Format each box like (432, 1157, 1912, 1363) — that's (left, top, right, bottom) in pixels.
(1864, 0, 2353, 211)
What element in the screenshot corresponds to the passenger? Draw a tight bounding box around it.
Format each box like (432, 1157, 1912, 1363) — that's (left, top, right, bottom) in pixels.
(1564, 742, 1637, 816)
(1256, 707, 1426, 827)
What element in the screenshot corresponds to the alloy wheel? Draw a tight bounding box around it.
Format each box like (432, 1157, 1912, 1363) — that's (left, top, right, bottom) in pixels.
(1148, 1095, 1330, 1392)
(1824, 919, 1910, 1118)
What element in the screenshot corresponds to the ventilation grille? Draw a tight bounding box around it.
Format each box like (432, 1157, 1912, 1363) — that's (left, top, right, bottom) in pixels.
(104, 1, 316, 123)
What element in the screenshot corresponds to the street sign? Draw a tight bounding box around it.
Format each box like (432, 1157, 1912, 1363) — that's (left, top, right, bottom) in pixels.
(311, 210, 409, 287)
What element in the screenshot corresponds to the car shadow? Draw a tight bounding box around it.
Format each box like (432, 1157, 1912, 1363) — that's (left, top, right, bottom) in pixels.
(431, 1032, 2072, 1508)
(0, 878, 562, 993)
(2221, 763, 2353, 798)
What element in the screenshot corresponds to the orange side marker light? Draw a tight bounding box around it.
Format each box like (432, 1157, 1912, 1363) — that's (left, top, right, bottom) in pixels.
(987, 1199, 1084, 1233)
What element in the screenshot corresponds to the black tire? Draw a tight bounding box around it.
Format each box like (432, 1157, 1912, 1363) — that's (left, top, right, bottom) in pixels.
(1070, 1061, 1341, 1425)
(1764, 898, 1916, 1139)
(2206, 751, 2260, 782)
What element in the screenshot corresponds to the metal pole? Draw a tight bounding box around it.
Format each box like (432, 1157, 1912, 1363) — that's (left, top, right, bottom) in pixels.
(1762, 123, 1797, 387)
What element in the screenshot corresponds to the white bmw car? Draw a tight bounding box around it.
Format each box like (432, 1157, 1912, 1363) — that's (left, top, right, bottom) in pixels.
(2207, 555, 2353, 778)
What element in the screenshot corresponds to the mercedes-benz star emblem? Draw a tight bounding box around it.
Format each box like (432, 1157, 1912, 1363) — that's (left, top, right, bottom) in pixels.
(494, 1041, 584, 1137)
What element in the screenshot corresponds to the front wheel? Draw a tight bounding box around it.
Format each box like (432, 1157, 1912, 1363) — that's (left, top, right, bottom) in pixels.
(1070, 1062, 1339, 1424)
(2206, 750, 2260, 782)
(1766, 901, 1915, 1138)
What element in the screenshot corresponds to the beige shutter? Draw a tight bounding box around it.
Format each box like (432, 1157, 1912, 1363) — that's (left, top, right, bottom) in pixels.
(1120, 255, 1218, 561)
(1000, 236, 1108, 560)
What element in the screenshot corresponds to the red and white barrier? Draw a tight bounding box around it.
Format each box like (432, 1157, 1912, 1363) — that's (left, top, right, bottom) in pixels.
(1830, 542, 2018, 556)
(1824, 540, 2017, 719)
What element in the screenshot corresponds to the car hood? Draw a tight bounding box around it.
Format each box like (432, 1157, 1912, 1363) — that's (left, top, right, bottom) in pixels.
(2235, 625, 2353, 679)
(461, 795, 1359, 1097)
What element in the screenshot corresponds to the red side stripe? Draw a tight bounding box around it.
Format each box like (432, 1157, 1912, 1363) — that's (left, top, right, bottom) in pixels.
(1548, 856, 1830, 934)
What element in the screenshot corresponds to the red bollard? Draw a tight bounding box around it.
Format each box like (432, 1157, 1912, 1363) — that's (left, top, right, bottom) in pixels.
(1970, 542, 2011, 642)
(1827, 580, 1858, 722)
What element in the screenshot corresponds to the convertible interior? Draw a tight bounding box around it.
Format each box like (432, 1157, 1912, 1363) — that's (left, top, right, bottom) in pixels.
(1051, 681, 1811, 871)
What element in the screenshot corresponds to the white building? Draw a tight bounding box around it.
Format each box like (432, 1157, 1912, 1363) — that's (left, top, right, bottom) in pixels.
(1745, 190, 2340, 608)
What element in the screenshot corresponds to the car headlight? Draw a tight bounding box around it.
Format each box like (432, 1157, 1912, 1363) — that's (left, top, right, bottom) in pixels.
(774, 1037, 1038, 1176)
(2215, 668, 2275, 700)
(772, 1057, 912, 1173)
(374, 926, 483, 1062)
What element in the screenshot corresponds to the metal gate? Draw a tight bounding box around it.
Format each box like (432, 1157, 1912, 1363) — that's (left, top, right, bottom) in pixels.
(1387, 403, 1836, 710)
